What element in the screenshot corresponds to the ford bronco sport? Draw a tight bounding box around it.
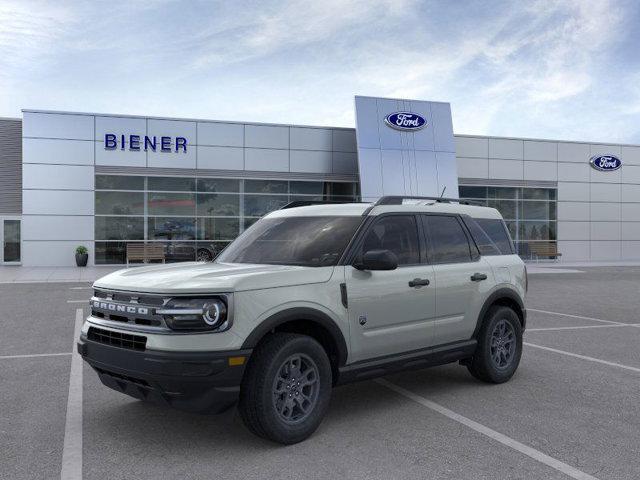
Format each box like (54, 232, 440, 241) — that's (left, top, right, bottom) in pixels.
(78, 196, 527, 444)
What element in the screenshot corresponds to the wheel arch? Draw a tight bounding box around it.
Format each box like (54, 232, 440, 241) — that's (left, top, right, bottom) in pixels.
(241, 307, 349, 380)
(472, 288, 526, 338)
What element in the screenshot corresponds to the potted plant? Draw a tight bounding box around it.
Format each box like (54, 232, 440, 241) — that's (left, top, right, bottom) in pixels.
(75, 245, 88, 267)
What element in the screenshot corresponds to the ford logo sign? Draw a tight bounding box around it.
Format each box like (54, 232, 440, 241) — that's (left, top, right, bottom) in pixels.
(384, 112, 427, 131)
(590, 155, 622, 172)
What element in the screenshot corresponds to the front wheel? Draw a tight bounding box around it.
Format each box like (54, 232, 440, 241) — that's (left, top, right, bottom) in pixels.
(238, 333, 332, 444)
(467, 306, 523, 383)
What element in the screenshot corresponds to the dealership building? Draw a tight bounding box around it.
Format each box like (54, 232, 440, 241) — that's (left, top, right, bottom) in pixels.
(1, 95, 639, 267)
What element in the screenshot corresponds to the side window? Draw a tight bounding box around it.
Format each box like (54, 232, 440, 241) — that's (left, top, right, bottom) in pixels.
(475, 218, 515, 255)
(463, 217, 501, 256)
(423, 215, 472, 264)
(360, 215, 420, 265)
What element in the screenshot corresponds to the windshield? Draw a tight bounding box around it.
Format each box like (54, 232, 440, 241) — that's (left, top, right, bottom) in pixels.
(216, 216, 363, 267)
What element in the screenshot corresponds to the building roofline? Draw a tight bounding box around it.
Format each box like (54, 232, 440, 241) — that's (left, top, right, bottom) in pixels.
(354, 95, 450, 105)
(454, 133, 640, 148)
(0, 116, 21, 122)
(20, 109, 355, 131)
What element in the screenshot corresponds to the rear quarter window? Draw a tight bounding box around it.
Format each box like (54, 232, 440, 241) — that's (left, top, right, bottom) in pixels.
(465, 217, 515, 255)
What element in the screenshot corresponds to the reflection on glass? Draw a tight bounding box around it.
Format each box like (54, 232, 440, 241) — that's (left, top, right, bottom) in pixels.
(521, 201, 556, 220)
(94, 176, 360, 263)
(196, 193, 240, 216)
(95, 217, 144, 240)
(197, 218, 240, 240)
(244, 195, 289, 216)
(197, 178, 240, 193)
(290, 181, 324, 195)
(459, 186, 487, 199)
(196, 241, 230, 261)
(488, 187, 517, 199)
(148, 176, 196, 192)
(244, 179, 288, 194)
(488, 199, 517, 219)
(519, 221, 556, 240)
(148, 217, 196, 240)
(3, 220, 20, 262)
(95, 241, 127, 264)
(148, 193, 196, 216)
(95, 175, 144, 190)
(96, 192, 144, 215)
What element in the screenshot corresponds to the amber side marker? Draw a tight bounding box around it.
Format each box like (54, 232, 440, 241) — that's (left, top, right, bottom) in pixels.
(228, 356, 246, 366)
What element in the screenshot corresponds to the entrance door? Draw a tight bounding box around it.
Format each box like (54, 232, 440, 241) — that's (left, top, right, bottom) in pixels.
(1, 218, 21, 264)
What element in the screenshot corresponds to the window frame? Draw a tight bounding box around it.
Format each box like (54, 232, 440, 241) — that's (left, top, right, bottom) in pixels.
(345, 213, 425, 268)
(421, 213, 480, 265)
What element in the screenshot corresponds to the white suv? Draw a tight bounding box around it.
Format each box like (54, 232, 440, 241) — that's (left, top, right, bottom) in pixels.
(78, 196, 527, 444)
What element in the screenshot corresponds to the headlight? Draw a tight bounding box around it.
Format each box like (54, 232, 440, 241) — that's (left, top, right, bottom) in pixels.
(157, 296, 230, 332)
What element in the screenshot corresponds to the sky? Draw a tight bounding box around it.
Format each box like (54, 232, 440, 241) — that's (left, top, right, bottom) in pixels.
(1, 0, 639, 143)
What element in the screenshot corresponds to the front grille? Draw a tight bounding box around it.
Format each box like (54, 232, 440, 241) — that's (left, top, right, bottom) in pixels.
(90, 290, 168, 331)
(88, 326, 147, 351)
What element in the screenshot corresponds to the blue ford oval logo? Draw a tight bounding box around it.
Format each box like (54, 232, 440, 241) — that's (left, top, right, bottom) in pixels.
(384, 112, 427, 131)
(590, 155, 622, 171)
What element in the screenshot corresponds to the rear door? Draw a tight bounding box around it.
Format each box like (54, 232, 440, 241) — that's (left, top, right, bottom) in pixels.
(345, 214, 436, 362)
(422, 215, 493, 345)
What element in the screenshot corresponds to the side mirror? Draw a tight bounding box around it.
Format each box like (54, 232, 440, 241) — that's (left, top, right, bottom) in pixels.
(354, 249, 398, 271)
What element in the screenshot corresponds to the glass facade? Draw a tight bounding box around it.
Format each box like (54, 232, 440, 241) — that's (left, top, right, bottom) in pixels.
(458, 185, 557, 259)
(95, 175, 360, 264)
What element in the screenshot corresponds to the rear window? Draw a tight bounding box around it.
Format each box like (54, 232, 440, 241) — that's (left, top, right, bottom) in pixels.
(465, 217, 514, 255)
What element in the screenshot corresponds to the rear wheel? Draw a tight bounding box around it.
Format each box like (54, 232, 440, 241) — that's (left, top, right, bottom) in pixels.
(467, 306, 522, 383)
(238, 333, 332, 444)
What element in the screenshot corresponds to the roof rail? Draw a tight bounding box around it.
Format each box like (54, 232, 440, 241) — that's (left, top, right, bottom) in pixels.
(280, 200, 364, 210)
(373, 195, 472, 206)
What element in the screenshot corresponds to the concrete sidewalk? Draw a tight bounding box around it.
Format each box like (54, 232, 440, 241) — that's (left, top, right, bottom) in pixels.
(0, 266, 122, 283)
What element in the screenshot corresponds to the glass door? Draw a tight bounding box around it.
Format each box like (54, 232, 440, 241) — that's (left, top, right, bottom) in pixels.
(1, 218, 21, 264)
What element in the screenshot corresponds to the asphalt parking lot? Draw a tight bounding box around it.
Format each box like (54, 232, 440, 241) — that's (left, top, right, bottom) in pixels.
(2, 267, 640, 480)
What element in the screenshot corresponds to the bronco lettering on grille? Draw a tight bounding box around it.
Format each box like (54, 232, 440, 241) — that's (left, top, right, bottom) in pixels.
(92, 301, 149, 315)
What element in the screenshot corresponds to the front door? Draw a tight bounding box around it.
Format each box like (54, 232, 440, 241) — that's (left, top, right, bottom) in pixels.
(1, 218, 21, 264)
(346, 214, 436, 363)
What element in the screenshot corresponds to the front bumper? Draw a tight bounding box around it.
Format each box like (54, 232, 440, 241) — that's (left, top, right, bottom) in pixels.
(78, 335, 251, 414)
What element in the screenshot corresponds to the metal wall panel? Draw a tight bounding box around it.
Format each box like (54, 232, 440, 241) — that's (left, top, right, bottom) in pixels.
(0, 118, 22, 214)
(23, 112, 93, 140)
(290, 127, 332, 151)
(355, 96, 457, 201)
(23, 138, 94, 166)
(197, 122, 244, 147)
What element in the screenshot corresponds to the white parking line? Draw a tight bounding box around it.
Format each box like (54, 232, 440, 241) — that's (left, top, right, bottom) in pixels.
(67, 300, 89, 304)
(525, 342, 640, 373)
(528, 309, 624, 325)
(60, 309, 83, 480)
(69, 286, 92, 290)
(0, 352, 72, 360)
(526, 324, 631, 332)
(376, 378, 599, 480)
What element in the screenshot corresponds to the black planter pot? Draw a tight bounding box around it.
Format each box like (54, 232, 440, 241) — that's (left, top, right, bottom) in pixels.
(75, 253, 88, 267)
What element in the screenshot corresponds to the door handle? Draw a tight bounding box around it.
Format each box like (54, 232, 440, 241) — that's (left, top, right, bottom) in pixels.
(470, 273, 488, 282)
(409, 278, 430, 287)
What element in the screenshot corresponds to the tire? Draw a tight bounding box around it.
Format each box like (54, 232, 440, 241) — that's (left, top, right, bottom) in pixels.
(196, 249, 213, 262)
(238, 333, 332, 444)
(467, 306, 523, 384)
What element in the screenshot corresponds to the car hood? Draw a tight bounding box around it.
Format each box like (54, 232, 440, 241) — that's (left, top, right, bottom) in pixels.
(93, 262, 335, 294)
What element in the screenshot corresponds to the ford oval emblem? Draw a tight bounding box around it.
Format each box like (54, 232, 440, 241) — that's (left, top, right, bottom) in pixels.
(384, 112, 427, 131)
(590, 155, 622, 172)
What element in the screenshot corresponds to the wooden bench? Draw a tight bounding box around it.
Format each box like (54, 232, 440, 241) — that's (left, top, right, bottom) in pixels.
(528, 242, 562, 261)
(126, 243, 165, 266)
